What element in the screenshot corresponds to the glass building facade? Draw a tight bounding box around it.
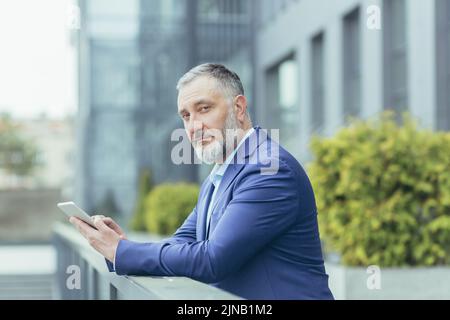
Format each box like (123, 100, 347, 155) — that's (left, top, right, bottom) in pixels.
(75, 0, 254, 216)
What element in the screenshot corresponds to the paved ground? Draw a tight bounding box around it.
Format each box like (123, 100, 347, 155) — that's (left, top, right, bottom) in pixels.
(0, 245, 56, 299)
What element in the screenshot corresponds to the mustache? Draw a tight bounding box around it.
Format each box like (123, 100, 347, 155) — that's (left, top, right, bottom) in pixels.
(192, 131, 216, 143)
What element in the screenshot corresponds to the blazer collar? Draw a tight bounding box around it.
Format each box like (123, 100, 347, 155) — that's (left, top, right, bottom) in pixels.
(207, 126, 268, 215)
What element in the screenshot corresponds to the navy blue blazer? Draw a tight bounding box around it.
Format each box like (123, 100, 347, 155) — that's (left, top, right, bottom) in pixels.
(109, 126, 334, 300)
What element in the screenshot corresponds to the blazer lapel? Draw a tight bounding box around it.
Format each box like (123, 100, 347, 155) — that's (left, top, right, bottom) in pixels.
(197, 181, 215, 240)
(206, 126, 268, 237)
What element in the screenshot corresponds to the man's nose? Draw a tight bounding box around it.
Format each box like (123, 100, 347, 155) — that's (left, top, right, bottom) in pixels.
(187, 118, 203, 141)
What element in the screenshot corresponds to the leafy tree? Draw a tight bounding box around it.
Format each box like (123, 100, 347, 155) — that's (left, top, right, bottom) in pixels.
(0, 113, 39, 178)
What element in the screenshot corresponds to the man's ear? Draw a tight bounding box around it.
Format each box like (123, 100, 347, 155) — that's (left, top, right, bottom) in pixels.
(233, 95, 248, 123)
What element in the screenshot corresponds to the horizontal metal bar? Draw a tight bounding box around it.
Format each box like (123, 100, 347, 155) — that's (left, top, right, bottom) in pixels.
(53, 222, 241, 300)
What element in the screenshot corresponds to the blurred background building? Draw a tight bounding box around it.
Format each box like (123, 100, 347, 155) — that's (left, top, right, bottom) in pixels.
(255, 0, 448, 163)
(74, 0, 255, 217)
(0, 115, 72, 299)
(0, 116, 74, 242)
(74, 0, 450, 219)
(0, 0, 449, 300)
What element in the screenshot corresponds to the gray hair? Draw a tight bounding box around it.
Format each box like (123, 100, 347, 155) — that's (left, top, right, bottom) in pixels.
(176, 63, 245, 103)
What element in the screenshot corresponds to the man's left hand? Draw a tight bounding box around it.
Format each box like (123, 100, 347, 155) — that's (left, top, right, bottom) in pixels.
(69, 216, 121, 262)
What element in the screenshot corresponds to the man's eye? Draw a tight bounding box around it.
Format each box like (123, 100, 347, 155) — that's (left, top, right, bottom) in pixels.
(182, 114, 190, 120)
(201, 106, 211, 112)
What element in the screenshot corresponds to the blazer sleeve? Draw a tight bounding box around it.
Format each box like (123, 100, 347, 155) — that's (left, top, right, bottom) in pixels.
(105, 206, 198, 272)
(157, 206, 198, 244)
(113, 161, 299, 283)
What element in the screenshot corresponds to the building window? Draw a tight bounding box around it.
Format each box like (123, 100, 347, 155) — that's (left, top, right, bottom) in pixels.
(383, 0, 408, 113)
(265, 55, 299, 152)
(436, 0, 450, 130)
(343, 7, 361, 119)
(91, 42, 139, 110)
(198, 0, 249, 18)
(311, 32, 325, 133)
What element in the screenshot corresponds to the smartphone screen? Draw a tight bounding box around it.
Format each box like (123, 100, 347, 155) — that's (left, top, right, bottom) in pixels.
(57, 201, 97, 229)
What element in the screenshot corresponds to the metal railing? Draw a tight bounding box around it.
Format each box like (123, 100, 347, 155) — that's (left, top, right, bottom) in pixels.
(52, 222, 241, 300)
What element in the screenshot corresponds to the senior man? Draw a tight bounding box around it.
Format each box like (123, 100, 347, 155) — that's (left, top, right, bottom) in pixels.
(70, 63, 334, 300)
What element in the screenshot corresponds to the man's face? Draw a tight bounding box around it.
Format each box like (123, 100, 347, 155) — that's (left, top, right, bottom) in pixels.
(177, 76, 239, 164)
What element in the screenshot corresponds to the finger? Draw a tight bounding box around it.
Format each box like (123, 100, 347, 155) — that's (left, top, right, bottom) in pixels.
(91, 215, 105, 224)
(102, 217, 117, 227)
(103, 218, 124, 235)
(72, 217, 96, 239)
(102, 217, 114, 225)
(91, 215, 105, 225)
(93, 217, 111, 233)
(69, 216, 77, 224)
(69, 216, 85, 228)
(91, 214, 105, 220)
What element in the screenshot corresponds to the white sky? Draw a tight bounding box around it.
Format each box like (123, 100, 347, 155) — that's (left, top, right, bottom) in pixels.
(0, 0, 76, 119)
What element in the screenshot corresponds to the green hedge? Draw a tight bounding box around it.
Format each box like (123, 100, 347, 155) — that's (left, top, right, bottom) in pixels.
(129, 169, 153, 232)
(309, 112, 450, 267)
(144, 183, 199, 236)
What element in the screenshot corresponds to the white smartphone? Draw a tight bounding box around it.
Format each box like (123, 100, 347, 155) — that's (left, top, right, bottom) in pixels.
(57, 201, 96, 229)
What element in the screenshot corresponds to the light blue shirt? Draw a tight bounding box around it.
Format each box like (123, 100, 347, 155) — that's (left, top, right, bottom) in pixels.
(205, 127, 255, 235)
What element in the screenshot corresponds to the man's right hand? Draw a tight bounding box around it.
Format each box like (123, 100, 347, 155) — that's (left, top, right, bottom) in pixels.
(91, 215, 127, 240)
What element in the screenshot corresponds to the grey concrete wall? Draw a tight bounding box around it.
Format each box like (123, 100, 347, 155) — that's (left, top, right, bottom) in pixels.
(255, 0, 439, 162)
(0, 189, 65, 242)
(326, 262, 450, 300)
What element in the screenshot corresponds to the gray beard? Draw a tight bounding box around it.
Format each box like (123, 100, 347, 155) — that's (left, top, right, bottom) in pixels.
(194, 109, 240, 164)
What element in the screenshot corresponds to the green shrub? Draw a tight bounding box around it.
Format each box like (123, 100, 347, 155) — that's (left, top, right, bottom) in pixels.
(309, 112, 450, 267)
(129, 169, 153, 231)
(144, 182, 199, 236)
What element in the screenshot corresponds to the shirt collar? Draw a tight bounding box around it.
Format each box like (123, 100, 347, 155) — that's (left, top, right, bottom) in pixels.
(209, 127, 255, 186)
